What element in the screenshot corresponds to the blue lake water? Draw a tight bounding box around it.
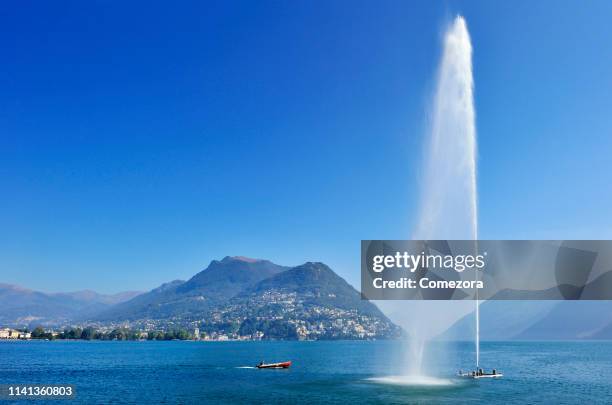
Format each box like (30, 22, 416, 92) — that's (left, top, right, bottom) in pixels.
(1, 340, 611, 404)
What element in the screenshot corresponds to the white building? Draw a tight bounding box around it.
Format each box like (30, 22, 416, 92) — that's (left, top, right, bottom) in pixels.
(0, 328, 30, 339)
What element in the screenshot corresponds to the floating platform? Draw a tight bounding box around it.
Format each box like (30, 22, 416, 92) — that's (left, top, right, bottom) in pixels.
(458, 370, 503, 379)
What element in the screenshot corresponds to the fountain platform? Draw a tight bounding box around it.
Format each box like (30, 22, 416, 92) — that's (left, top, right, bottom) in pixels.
(458, 369, 503, 379)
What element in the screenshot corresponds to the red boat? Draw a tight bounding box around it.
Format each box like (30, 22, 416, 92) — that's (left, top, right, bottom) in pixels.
(256, 361, 291, 369)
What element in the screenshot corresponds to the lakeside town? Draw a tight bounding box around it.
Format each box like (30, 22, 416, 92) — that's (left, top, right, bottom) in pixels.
(0, 326, 241, 341)
(0, 319, 391, 342)
(1, 287, 401, 342)
(0, 311, 396, 342)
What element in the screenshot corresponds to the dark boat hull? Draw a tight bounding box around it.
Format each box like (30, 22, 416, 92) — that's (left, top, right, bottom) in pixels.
(256, 361, 291, 369)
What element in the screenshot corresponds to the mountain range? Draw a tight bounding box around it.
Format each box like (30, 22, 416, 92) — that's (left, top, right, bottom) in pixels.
(1, 257, 400, 340)
(95, 256, 288, 322)
(6, 256, 610, 341)
(0, 283, 141, 327)
(439, 300, 612, 340)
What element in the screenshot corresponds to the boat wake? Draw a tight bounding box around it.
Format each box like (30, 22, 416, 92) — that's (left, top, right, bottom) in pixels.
(367, 375, 455, 387)
(235, 366, 256, 369)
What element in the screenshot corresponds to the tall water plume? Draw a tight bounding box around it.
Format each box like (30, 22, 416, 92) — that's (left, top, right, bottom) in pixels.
(414, 15, 478, 241)
(399, 15, 479, 379)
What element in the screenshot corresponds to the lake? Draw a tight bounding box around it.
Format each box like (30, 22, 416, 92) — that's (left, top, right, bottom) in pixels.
(1, 340, 611, 403)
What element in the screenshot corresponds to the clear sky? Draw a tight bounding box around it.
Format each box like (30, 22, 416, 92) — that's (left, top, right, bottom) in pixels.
(2, 1, 611, 293)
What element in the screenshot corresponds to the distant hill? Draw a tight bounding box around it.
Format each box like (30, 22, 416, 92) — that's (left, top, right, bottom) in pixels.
(211, 262, 399, 339)
(241, 262, 388, 317)
(591, 320, 612, 339)
(0, 283, 141, 328)
(95, 258, 399, 340)
(439, 300, 612, 341)
(56, 290, 143, 306)
(176, 256, 287, 299)
(438, 301, 556, 341)
(95, 256, 288, 321)
(2, 257, 399, 340)
(515, 301, 612, 340)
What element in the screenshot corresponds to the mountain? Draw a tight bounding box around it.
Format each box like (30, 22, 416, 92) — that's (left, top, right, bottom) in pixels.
(176, 256, 287, 299)
(218, 262, 399, 339)
(439, 300, 612, 341)
(55, 290, 142, 306)
(94, 256, 288, 321)
(94, 259, 400, 340)
(438, 301, 557, 341)
(515, 301, 612, 340)
(238, 262, 386, 317)
(591, 321, 612, 339)
(0, 283, 141, 328)
(2, 257, 400, 340)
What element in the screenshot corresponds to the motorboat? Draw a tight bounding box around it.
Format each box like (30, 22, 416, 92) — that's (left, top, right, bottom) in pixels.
(256, 361, 291, 369)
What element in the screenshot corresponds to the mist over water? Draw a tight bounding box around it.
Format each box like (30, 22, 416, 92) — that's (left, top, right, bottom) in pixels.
(377, 15, 479, 384)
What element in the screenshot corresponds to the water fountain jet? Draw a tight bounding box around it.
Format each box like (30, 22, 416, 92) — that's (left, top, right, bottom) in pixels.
(371, 15, 479, 386)
(403, 14, 479, 382)
(414, 14, 478, 242)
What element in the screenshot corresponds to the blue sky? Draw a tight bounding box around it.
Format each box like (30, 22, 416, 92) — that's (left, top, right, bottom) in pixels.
(1, 1, 611, 293)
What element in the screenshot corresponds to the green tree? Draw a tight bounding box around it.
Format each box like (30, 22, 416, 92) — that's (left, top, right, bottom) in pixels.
(64, 328, 83, 339)
(31, 326, 46, 339)
(108, 329, 127, 340)
(175, 329, 189, 340)
(81, 327, 97, 340)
